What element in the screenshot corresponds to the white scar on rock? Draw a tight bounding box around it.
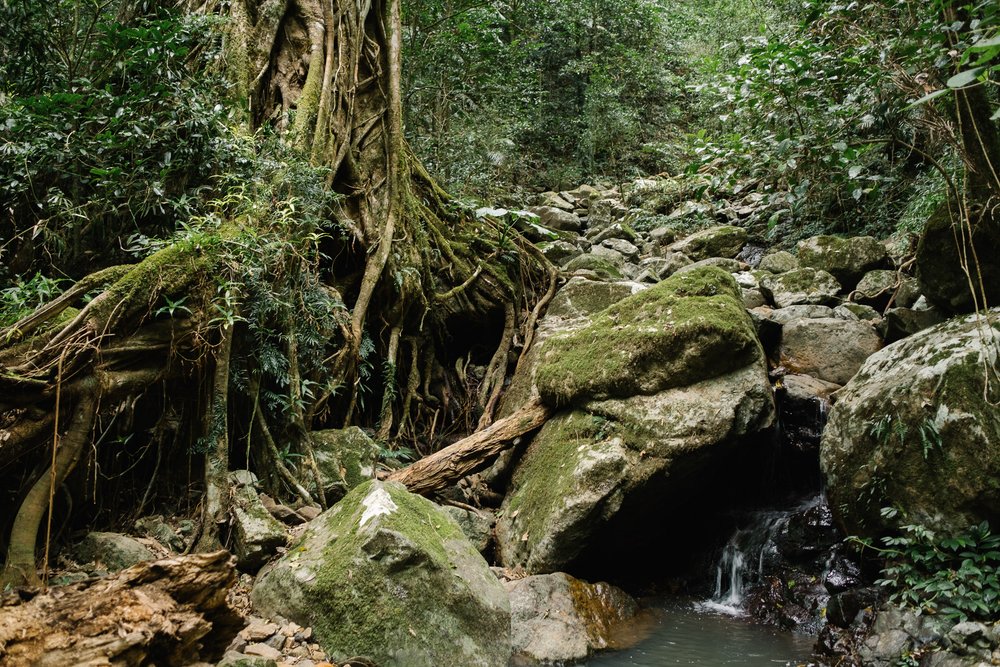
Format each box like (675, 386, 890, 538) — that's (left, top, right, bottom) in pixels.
(360, 486, 398, 527)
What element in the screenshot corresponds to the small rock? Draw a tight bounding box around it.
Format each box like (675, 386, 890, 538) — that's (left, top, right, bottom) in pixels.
(217, 650, 278, 667)
(245, 643, 283, 661)
(297, 506, 321, 521)
(601, 238, 639, 260)
(759, 268, 841, 308)
(242, 620, 280, 642)
(668, 225, 747, 261)
(528, 206, 583, 232)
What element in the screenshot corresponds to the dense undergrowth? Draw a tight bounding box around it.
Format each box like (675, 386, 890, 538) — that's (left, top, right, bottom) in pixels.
(404, 0, 1000, 244)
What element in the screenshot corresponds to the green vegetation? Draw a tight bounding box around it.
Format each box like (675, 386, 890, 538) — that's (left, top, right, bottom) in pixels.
(873, 509, 1000, 622)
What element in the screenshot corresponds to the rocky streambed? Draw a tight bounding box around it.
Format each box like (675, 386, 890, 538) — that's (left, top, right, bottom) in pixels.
(23, 178, 1000, 667)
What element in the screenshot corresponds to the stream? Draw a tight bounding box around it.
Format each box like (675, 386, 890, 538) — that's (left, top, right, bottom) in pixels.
(582, 599, 814, 666)
(582, 497, 825, 666)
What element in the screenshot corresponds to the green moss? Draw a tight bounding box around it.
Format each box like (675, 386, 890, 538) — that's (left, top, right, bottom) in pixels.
(504, 412, 604, 545)
(561, 255, 625, 280)
(536, 267, 758, 406)
(289, 481, 508, 666)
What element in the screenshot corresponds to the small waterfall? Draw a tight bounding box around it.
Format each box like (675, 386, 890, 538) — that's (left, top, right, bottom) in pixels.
(699, 496, 824, 616)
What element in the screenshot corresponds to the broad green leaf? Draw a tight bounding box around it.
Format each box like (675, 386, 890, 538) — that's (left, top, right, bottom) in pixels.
(946, 68, 984, 88)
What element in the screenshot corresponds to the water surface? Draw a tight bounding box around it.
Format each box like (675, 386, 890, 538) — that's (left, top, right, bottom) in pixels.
(583, 598, 814, 667)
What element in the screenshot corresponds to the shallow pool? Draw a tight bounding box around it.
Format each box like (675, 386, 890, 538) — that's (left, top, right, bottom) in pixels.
(582, 598, 815, 666)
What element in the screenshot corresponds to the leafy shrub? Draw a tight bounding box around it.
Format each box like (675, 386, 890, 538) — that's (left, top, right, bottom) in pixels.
(875, 510, 1000, 622)
(0, 1, 235, 276)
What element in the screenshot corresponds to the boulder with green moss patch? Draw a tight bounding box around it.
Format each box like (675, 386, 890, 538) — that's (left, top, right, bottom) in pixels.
(796, 235, 889, 290)
(251, 480, 511, 667)
(498, 360, 774, 572)
(759, 267, 841, 308)
(668, 225, 747, 261)
(562, 254, 625, 281)
(310, 427, 380, 501)
(820, 309, 1000, 535)
(535, 267, 759, 407)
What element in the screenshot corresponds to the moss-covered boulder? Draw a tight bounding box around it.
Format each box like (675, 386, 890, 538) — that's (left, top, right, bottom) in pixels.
(230, 473, 287, 572)
(796, 235, 889, 290)
(251, 480, 511, 667)
(759, 267, 841, 308)
(506, 573, 638, 665)
(820, 310, 1000, 535)
(497, 279, 643, 418)
(545, 278, 646, 320)
(561, 254, 625, 281)
(852, 270, 920, 311)
(537, 240, 582, 266)
(535, 267, 759, 407)
(310, 427, 380, 501)
(498, 360, 774, 572)
(70, 532, 153, 572)
(758, 250, 799, 274)
(668, 225, 747, 261)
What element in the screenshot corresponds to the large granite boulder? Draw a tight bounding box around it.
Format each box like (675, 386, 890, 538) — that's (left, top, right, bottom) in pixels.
(536, 267, 760, 407)
(252, 480, 511, 667)
(821, 310, 1000, 535)
(507, 573, 638, 665)
(778, 317, 882, 385)
(796, 235, 889, 290)
(497, 360, 774, 573)
(668, 225, 747, 261)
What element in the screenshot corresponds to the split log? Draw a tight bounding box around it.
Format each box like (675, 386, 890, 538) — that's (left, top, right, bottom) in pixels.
(0, 551, 241, 666)
(389, 396, 551, 495)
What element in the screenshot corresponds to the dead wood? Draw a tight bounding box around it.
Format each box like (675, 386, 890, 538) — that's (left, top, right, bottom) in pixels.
(0, 550, 241, 667)
(388, 397, 551, 496)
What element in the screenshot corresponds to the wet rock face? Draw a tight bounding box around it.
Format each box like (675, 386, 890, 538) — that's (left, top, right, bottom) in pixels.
(777, 374, 840, 453)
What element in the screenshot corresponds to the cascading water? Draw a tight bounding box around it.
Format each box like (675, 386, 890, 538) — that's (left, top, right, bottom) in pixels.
(700, 495, 826, 616)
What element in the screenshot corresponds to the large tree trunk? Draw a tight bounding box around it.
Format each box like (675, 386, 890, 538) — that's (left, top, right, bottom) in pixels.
(0, 0, 552, 586)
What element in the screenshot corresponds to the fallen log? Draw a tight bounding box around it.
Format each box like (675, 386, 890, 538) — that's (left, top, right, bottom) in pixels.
(389, 396, 551, 495)
(0, 550, 241, 666)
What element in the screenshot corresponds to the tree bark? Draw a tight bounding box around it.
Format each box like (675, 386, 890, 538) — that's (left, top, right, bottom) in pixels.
(388, 397, 551, 495)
